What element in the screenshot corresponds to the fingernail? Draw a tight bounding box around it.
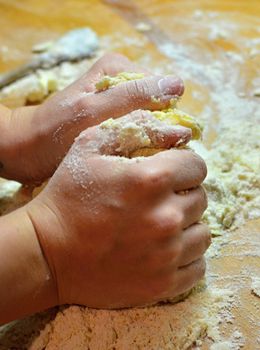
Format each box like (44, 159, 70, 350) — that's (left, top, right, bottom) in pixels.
(158, 76, 184, 96)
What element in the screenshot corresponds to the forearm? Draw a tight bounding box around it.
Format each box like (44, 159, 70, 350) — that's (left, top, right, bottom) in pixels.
(0, 206, 57, 324)
(0, 104, 11, 153)
(0, 104, 40, 183)
(0, 102, 67, 184)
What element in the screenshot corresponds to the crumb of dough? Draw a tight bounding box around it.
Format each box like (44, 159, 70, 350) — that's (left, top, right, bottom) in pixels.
(96, 111, 198, 159)
(210, 341, 233, 350)
(191, 121, 260, 236)
(135, 22, 152, 32)
(251, 277, 260, 297)
(95, 72, 202, 140)
(99, 117, 152, 155)
(150, 95, 180, 108)
(0, 180, 21, 215)
(95, 72, 145, 91)
(0, 70, 259, 349)
(0, 59, 98, 107)
(100, 107, 202, 155)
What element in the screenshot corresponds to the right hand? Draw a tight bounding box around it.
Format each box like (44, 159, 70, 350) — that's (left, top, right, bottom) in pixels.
(27, 110, 210, 309)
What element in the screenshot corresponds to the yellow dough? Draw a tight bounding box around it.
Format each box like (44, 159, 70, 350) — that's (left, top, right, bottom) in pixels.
(151, 108, 202, 140)
(95, 71, 203, 142)
(95, 71, 145, 91)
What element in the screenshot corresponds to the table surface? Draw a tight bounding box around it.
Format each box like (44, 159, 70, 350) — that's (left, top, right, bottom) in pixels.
(0, 1, 259, 349)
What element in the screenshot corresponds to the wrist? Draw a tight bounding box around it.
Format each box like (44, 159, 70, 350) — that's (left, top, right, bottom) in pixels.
(27, 189, 78, 306)
(0, 204, 58, 324)
(0, 105, 42, 183)
(26, 193, 65, 303)
(0, 105, 11, 174)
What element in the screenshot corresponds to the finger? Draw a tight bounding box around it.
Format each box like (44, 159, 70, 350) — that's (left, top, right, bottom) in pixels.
(130, 149, 207, 192)
(174, 186, 208, 228)
(143, 190, 208, 244)
(173, 257, 206, 297)
(78, 74, 184, 127)
(79, 53, 150, 91)
(75, 110, 191, 157)
(138, 111, 192, 149)
(178, 223, 211, 267)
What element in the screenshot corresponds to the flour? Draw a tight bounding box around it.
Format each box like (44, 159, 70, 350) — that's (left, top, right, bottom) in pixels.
(191, 121, 260, 236)
(0, 58, 100, 107)
(96, 108, 196, 156)
(0, 284, 234, 350)
(251, 277, 260, 298)
(0, 180, 21, 215)
(0, 6, 260, 348)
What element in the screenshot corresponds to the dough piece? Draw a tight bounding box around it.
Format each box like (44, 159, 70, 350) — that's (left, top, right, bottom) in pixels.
(95, 71, 203, 141)
(151, 108, 202, 140)
(95, 72, 145, 91)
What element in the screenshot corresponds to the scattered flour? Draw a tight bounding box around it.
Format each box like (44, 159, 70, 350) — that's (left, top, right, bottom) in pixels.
(0, 8, 259, 349)
(0, 57, 101, 107)
(0, 285, 235, 350)
(135, 22, 152, 33)
(191, 121, 260, 236)
(251, 277, 260, 298)
(0, 180, 21, 215)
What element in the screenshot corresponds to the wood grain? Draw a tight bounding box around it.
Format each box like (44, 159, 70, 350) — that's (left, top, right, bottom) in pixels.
(0, 0, 259, 348)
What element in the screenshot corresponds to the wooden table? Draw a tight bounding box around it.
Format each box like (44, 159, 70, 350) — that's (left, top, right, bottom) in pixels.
(0, 1, 259, 348)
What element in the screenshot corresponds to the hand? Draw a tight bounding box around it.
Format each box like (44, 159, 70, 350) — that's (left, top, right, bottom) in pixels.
(1, 53, 184, 184)
(27, 110, 210, 309)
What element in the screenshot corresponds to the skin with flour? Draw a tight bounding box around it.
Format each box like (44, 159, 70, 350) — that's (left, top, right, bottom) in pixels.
(27, 110, 208, 310)
(0, 54, 210, 324)
(93, 75, 204, 303)
(31, 75, 205, 305)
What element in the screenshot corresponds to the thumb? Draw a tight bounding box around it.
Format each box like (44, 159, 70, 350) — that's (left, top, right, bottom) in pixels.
(72, 110, 192, 158)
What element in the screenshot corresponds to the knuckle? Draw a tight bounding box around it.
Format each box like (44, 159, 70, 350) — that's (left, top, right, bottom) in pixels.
(152, 210, 183, 237)
(133, 167, 164, 189)
(196, 224, 211, 251)
(74, 126, 96, 146)
(98, 52, 124, 66)
(171, 210, 184, 232)
(159, 215, 178, 235)
(194, 224, 211, 251)
(144, 165, 174, 189)
(72, 94, 93, 118)
(127, 170, 147, 193)
(127, 79, 150, 100)
(201, 259, 207, 277)
(203, 225, 212, 248)
(198, 258, 206, 279)
(147, 210, 183, 238)
(198, 185, 208, 211)
(170, 241, 182, 260)
(195, 155, 207, 181)
(128, 109, 151, 123)
(187, 151, 207, 182)
(158, 167, 173, 183)
(145, 168, 166, 187)
(103, 52, 122, 60)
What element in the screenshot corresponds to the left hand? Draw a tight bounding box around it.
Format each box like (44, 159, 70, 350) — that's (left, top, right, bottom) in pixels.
(1, 53, 184, 184)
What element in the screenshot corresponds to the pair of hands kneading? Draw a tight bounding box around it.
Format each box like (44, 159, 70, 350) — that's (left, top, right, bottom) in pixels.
(0, 53, 210, 324)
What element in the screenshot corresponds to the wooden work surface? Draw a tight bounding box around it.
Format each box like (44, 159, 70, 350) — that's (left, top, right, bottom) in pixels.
(0, 0, 259, 349)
